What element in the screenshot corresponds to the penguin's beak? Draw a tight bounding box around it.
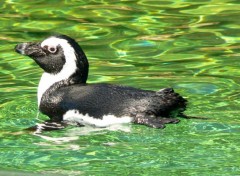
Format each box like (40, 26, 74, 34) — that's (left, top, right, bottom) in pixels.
(15, 42, 45, 57)
(15, 43, 29, 55)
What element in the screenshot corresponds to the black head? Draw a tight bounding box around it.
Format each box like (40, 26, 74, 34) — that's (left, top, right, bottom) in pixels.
(15, 35, 89, 83)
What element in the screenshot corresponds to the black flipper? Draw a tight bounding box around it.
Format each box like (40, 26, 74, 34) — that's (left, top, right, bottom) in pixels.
(133, 114, 180, 129)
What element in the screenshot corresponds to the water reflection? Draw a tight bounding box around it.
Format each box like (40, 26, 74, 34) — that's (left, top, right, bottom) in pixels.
(0, 0, 240, 175)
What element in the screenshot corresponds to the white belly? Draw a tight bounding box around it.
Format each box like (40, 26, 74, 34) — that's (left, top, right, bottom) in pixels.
(63, 110, 133, 128)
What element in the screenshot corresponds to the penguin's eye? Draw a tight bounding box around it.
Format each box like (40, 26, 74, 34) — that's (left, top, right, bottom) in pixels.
(43, 45, 57, 53)
(48, 47, 57, 53)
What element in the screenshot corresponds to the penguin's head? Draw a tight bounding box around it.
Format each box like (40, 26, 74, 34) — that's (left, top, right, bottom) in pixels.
(15, 35, 89, 83)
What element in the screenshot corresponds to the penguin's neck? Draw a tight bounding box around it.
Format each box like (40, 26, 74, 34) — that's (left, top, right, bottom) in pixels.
(37, 58, 79, 107)
(38, 73, 67, 107)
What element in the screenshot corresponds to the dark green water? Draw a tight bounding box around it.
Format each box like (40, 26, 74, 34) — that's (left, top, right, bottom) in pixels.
(0, 0, 240, 175)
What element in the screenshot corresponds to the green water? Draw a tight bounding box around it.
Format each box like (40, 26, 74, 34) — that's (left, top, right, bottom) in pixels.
(0, 0, 240, 175)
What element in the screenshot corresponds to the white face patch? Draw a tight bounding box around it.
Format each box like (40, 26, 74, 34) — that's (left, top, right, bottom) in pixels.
(63, 110, 133, 128)
(37, 37, 78, 106)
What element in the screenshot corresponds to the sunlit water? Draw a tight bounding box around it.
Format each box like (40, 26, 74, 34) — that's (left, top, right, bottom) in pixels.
(0, 0, 240, 175)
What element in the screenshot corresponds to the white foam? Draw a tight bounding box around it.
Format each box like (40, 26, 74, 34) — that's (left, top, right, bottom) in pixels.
(63, 110, 133, 128)
(38, 37, 77, 106)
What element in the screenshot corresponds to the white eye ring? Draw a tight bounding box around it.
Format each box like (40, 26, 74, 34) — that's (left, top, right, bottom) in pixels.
(48, 46, 57, 53)
(43, 45, 57, 53)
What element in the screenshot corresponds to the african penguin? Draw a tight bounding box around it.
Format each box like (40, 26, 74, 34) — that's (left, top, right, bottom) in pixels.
(15, 34, 190, 131)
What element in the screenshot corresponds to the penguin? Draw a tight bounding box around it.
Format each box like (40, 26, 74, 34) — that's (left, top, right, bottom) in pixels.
(15, 34, 190, 131)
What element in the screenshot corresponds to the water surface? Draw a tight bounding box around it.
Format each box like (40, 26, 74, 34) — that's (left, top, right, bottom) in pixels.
(0, 0, 240, 175)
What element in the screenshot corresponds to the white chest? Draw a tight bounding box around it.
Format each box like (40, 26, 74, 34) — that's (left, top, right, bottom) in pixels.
(37, 73, 58, 106)
(37, 61, 77, 106)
